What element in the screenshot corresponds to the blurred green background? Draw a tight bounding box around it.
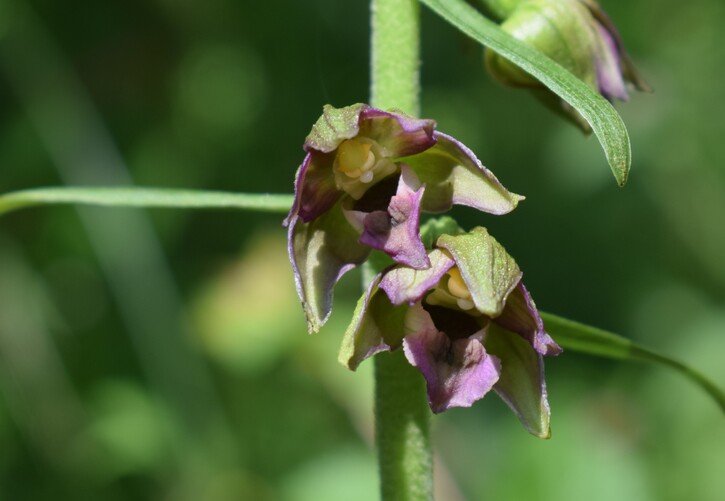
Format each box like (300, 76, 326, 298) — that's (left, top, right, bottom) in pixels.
(0, 0, 723, 499)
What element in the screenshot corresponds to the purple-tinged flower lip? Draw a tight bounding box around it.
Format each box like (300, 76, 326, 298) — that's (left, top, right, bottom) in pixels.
(357, 165, 430, 270)
(402, 304, 501, 413)
(494, 282, 562, 356)
(380, 249, 455, 306)
(424, 304, 485, 340)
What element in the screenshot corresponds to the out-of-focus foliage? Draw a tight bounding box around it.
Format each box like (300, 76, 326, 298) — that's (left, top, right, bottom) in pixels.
(0, 0, 723, 499)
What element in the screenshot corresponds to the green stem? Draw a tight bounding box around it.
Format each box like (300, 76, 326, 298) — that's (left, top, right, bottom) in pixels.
(0, 187, 294, 217)
(375, 350, 433, 501)
(371, 0, 421, 116)
(371, 1, 432, 499)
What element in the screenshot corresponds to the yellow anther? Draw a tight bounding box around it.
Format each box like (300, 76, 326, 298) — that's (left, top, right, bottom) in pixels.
(446, 267, 471, 300)
(336, 138, 375, 178)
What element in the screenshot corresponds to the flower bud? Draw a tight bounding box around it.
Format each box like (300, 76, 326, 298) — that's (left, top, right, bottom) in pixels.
(484, 0, 649, 131)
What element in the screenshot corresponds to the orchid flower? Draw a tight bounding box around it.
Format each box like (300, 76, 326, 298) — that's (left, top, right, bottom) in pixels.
(339, 223, 561, 437)
(285, 104, 523, 332)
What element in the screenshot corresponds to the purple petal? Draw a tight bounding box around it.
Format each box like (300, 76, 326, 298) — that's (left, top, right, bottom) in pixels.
(380, 249, 455, 306)
(403, 132, 523, 215)
(494, 283, 562, 356)
(487, 323, 551, 438)
(284, 152, 342, 226)
(402, 305, 501, 413)
(358, 108, 436, 158)
(288, 203, 371, 333)
(585, 1, 650, 93)
(594, 23, 628, 101)
(357, 165, 430, 269)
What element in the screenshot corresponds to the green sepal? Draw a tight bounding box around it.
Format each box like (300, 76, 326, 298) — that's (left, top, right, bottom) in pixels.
(487, 323, 551, 438)
(419, 216, 465, 250)
(402, 134, 524, 215)
(338, 276, 409, 370)
(437, 227, 522, 317)
(291, 200, 371, 333)
(304, 103, 366, 153)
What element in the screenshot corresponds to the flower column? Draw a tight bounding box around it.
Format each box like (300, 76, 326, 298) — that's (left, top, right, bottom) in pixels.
(370, 0, 432, 499)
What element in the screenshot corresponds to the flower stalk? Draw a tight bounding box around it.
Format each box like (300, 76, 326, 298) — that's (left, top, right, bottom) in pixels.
(370, 0, 434, 499)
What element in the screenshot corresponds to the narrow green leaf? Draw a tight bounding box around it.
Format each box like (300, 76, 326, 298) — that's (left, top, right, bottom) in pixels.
(541, 312, 725, 413)
(420, 0, 632, 186)
(0, 187, 294, 217)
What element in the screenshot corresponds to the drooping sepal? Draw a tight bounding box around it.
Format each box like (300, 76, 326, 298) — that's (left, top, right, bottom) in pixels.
(338, 274, 409, 370)
(487, 323, 552, 438)
(288, 202, 371, 333)
(494, 283, 562, 356)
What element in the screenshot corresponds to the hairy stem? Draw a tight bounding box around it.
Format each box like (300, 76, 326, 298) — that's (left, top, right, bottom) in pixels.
(0, 187, 294, 217)
(370, 1, 433, 499)
(371, 0, 421, 116)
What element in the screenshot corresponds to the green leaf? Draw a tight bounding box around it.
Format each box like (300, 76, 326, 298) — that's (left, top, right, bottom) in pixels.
(0, 187, 294, 217)
(420, 0, 632, 186)
(541, 312, 725, 413)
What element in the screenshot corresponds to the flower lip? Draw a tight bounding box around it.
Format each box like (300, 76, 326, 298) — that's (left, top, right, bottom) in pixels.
(423, 304, 484, 341)
(379, 248, 456, 306)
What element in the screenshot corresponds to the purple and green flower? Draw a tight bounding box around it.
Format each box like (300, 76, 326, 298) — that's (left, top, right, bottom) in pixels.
(285, 104, 523, 332)
(339, 221, 561, 437)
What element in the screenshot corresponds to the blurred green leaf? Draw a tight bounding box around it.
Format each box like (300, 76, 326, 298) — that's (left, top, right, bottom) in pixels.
(542, 312, 725, 413)
(0, 187, 294, 216)
(420, 0, 632, 186)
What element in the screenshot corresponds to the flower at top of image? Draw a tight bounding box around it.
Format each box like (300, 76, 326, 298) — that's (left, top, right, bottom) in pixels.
(285, 104, 523, 333)
(484, 0, 649, 131)
(339, 220, 561, 437)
